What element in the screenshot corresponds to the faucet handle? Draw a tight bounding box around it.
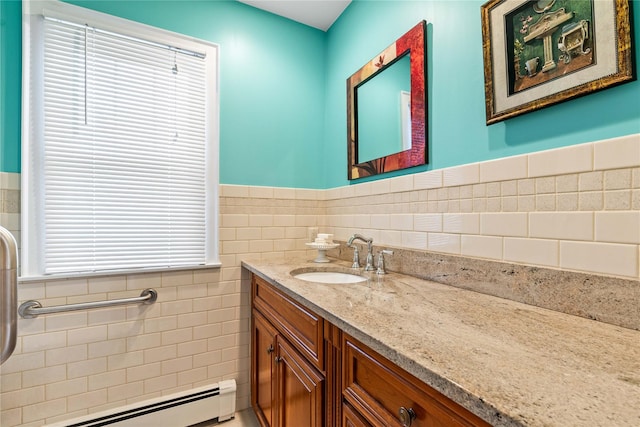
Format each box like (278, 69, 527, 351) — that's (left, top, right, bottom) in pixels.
(351, 246, 360, 269)
(376, 250, 394, 275)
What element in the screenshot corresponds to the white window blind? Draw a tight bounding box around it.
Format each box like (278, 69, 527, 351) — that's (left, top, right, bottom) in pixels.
(22, 2, 219, 278)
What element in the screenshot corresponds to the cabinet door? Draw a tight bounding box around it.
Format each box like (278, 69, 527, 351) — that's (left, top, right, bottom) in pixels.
(252, 309, 278, 427)
(275, 336, 324, 427)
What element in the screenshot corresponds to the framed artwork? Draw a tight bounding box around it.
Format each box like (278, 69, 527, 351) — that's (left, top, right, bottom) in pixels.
(481, 0, 634, 125)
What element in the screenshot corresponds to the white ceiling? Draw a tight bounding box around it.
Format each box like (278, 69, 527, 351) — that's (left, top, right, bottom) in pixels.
(238, 0, 351, 31)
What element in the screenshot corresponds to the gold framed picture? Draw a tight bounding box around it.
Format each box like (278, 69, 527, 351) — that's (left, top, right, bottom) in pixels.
(481, 0, 634, 125)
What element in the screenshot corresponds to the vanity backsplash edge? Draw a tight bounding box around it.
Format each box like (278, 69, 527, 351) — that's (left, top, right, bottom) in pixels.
(329, 243, 640, 331)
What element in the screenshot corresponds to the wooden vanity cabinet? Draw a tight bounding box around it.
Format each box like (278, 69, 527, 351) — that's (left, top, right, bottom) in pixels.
(251, 273, 489, 427)
(251, 274, 325, 427)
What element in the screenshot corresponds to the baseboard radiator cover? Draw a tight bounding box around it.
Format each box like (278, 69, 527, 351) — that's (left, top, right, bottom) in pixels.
(45, 380, 237, 427)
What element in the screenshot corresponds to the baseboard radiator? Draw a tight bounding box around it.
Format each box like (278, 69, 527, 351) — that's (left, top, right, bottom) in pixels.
(46, 380, 236, 427)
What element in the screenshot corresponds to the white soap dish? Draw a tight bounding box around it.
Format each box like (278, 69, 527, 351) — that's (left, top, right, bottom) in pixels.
(306, 242, 339, 263)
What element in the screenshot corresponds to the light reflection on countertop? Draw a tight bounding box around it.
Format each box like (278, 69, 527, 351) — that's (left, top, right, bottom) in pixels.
(242, 257, 640, 427)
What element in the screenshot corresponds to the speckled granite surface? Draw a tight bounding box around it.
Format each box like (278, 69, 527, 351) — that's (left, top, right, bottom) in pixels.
(242, 257, 640, 427)
(329, 243, 640, 331)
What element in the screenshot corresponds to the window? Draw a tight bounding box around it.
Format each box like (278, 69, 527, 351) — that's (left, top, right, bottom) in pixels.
(22, 1, 219, 278)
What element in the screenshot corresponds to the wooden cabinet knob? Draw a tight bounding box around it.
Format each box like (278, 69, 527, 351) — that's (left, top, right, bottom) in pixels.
(274, 356, 283, 363)
(398, 406, 416, 427)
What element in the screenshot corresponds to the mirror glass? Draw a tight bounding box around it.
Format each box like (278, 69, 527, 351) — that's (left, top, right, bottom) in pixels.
(347, 21, 426, 180)
(356, 54, 411, 163)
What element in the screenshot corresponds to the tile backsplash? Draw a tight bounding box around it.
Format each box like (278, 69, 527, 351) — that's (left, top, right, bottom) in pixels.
(322, 134, 640, 280)
(1, 133, 639, 426)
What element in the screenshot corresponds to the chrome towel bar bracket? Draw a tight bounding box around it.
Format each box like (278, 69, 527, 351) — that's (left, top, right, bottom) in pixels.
(19, 288, 158, 319)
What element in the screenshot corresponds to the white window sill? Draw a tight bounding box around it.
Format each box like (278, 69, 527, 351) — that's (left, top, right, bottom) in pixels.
(18, 262, 222, 283)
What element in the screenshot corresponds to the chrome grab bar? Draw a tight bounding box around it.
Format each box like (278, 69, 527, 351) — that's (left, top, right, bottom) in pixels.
(1, 226, 18, 365)
(19, 288, 158, 319)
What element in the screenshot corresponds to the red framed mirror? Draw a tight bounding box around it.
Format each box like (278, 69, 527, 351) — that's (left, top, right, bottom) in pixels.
(347, 21, 427, 180)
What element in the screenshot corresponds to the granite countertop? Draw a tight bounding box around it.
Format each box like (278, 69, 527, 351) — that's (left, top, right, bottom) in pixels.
(242, 257, 640, 427)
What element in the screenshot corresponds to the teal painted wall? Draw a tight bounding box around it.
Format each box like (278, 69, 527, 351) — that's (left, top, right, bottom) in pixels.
(0, 0, 22, 173)
(2, 0, 640, 188)
(0, 0, 326, 188)
(324, 0, 640, 188)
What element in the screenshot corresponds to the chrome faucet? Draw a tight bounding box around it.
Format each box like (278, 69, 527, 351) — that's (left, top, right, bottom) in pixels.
(347, 234, 374, 271)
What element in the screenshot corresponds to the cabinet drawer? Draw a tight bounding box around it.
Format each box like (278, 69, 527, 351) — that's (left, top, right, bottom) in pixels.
(342, 334, 489, 427)
(252, 274, 324, 369)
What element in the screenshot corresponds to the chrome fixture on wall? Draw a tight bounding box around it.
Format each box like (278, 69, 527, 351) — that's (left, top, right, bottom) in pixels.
(19, 288, 158, 319)
(0, 226, 18, 365)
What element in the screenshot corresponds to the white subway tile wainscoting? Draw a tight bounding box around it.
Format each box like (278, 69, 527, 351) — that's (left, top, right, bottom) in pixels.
(1, 133, 639, 426)
(324, 134, 640, 279)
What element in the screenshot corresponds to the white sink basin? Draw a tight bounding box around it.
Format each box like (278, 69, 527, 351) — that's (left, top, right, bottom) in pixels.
(293, 271, 367, 284)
